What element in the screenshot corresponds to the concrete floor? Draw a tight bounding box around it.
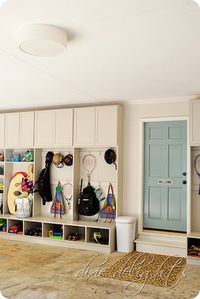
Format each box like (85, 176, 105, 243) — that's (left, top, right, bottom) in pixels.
(0, 238, 200, 299)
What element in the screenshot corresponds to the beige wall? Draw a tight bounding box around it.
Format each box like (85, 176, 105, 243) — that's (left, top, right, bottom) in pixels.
(123, 100, 189, 219)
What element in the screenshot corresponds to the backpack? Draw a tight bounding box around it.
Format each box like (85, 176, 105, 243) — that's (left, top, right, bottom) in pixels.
(78, 182, 99, 216)
(34, 152, 53, 205)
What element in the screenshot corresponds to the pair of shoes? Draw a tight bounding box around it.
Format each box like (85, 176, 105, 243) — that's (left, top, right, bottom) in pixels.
(67, 232, 80, 241)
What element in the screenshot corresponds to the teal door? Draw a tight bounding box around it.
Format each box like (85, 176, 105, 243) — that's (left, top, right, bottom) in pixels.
(143, 121, 187, 232)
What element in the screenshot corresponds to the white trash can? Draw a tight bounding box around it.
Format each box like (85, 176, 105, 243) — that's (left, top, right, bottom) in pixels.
(116, 216, 137, 253)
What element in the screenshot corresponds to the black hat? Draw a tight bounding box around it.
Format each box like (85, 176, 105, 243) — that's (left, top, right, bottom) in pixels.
(63, 154, 73, 166)
(104, 149, 117, 169)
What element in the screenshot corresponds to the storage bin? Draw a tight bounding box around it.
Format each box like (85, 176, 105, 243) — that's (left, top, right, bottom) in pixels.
(116, 216, 137, 252)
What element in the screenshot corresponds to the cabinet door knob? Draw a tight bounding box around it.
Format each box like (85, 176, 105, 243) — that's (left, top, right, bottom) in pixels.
(182, 180, 187, 185)
(182, 172, 187, 176)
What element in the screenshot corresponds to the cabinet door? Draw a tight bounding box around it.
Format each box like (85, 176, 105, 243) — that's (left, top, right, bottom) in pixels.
(74, 107, 95, 146)
(54, 109, 73, 147)
(96, 106, 118, 146)
(0, 114, 4, 148)
(19, 111, 34, 147)
(190, 100, 200, 144)
(5, 113, 20, 148)
(35, 110, 54, 147)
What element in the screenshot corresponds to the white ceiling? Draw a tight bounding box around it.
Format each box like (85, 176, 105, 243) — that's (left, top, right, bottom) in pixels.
(0, 0, 200, 110)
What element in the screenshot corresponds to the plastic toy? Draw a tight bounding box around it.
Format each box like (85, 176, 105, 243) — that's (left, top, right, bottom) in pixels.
(0, 219, 6, 232)
(48, 227, 63, 239)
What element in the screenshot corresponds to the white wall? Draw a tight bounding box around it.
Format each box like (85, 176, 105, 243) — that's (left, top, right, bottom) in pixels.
(123, 100, 189, 220)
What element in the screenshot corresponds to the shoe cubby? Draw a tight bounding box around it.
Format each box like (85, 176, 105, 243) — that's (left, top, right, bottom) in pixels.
(187, 235, 200, 258)
(8, 219, 23, 235)
(64, 225, 85, 242)
(86, 227, 109, 246)
(43, 223, 64, 240)
(24, 221, 42, 237)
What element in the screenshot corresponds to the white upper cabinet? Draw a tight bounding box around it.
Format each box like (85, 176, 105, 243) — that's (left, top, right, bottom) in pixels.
(19, 112, 34, 147)
(190, 100, 200, 144)
(35, 110, 54, 148)
(54, 109, 73, 147)
(5, 112, 34, 148)
(35, 109, 73, 148)
(0, 114, 4, 148)
(5, 113, 19, 148)
(74, 107, 96, 146)
(96, 106, 119, 146)
(4, 105, 122, 149)
(74, 105, 122, 147)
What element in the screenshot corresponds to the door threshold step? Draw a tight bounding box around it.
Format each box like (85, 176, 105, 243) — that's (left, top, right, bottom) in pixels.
(139, 230, 187, 242)
(135, 237, 186, 249)
(135, 234, 187, 257)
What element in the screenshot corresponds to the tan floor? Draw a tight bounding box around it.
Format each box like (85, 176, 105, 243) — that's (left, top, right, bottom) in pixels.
(0, 238, 200, 299)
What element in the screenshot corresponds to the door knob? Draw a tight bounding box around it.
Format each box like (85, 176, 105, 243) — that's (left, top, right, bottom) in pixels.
(182, 180, 187, 184)
(182, 172, 187, 176)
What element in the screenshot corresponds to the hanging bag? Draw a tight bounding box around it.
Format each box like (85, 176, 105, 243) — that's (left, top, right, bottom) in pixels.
(34, 151, 54, 205)
(50, 182, 65, 218)
(98, 183, 116, 222)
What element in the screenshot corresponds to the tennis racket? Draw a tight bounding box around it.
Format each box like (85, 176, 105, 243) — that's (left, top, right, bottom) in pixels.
(62, 182, 73, 209)
(82, 153, 96, 184)
(194, 154, 200, 195)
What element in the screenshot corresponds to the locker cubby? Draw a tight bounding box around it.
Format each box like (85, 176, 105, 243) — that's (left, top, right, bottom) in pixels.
(24, 221, 42, 237)
(64, 225, 85, 242)
(8, 219, 23, 234)
(35, 148, 74, 220)
(86, 227, 109, 245)
(43, 223, 63, 240)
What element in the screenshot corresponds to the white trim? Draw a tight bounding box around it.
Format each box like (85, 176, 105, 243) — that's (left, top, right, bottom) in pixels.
(139, 116, 190, 234)
(123, 95, 199, 106)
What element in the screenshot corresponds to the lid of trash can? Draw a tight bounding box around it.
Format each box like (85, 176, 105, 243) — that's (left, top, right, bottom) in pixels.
(116, 216, 137, 224)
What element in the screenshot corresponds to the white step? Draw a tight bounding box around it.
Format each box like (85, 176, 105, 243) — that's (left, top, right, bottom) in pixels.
(135, 232, 187, 257)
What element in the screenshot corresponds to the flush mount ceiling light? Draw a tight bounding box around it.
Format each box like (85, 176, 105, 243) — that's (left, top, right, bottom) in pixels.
(19, 24, 68, 57)
(0, 0, 7, 7)
(193, 0, 200, 6)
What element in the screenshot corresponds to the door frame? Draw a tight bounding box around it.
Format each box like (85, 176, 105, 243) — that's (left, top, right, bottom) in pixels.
(138, 116, 191, 234)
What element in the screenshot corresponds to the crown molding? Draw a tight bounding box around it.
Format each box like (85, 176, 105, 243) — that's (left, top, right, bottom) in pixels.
(122, 95, 200, 106)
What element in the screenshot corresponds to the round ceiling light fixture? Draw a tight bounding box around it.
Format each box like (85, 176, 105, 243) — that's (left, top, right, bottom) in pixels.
(0, 0, 7, 7)
(193, 0, 200, 6)
(18, 24, 68, 57)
